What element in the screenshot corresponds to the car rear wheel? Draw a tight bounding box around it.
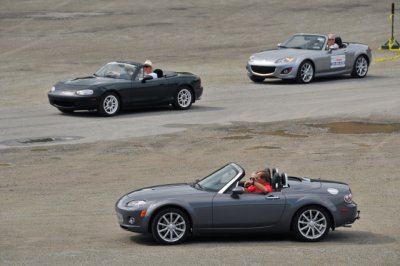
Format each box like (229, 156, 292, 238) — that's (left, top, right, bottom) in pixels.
(173, 87, 193, 110)
(296, 60, 314, 84)
(293, 206, 330, 242)
(351, 55, 368, 78)
(151, 208, 190, 245)
(249, 75, 265, 83)
(98, 92, 120, 116)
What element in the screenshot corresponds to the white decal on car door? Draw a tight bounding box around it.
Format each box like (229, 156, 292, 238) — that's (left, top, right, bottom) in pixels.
(330, 55, 346, 68)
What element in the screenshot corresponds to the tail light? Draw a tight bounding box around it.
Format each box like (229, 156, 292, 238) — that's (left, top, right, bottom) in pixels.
(344, 193, 353, 204)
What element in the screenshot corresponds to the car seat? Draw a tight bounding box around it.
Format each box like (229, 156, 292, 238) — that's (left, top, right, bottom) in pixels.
(335, 36, 346, 48)
(153, 69, 164, 78)
(271, 172, 282, 191)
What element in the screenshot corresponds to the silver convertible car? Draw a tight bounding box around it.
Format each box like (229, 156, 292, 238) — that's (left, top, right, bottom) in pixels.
(115, 163, 360, 245)
(246, 33, 372, 83)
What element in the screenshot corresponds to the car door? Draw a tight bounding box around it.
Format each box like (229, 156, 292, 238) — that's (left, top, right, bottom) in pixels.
(314, 48, 348, 74)
(128, 78, 169, 106)
(211, 191, 286, 228)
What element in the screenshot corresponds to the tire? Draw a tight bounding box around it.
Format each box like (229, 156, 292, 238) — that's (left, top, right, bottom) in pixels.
(249, 75, 265, 83)
(293, 206, 331, 242)
(351, 55, 368, 78)
(98, 92, 120, 116)
(58, 108, 73, 114)
(296, 60, 314, 84)
(151, 208, 190, 245)
(173, 87, 193, 110)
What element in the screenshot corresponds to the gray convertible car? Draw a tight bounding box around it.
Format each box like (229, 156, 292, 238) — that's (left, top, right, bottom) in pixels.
(247, 33, 372, 83)
(115, 162, 360, 245)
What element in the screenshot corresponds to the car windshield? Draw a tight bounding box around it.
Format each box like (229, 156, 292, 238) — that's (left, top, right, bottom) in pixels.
(281, 35, 326, 51)
(195, 164, 241, 192)
(94, 62, 137, 80)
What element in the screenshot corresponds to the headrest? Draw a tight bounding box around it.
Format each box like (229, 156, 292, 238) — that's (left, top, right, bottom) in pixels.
(154, 69, 163, 78)
(335, 36, 342, 46)
(280, 172, 287, 186)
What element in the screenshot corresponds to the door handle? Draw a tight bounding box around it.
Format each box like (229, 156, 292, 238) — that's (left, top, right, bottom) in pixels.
(266, 195, 280, 200)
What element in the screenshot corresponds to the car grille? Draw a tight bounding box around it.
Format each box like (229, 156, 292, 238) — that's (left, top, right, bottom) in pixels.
(250, 65, 276, 74)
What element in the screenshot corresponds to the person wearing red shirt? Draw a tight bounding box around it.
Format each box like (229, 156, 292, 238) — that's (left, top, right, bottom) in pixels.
(244, 169, 273, 193)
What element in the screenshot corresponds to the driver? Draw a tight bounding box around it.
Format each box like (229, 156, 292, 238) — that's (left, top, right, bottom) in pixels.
(244, 169, 273, 193)
(143, 60, 158, 79)
(327, 33, 339, 50)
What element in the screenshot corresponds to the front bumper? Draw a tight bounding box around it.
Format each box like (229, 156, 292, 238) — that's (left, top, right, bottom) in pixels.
(115, 207, 148, 233)
(48, 93, 99, 111)
(246, 63, 298, 80)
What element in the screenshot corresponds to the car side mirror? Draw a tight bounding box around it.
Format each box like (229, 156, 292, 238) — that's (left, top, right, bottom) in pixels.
(231, 186, 245, 196)
(141, 75, 153, 83)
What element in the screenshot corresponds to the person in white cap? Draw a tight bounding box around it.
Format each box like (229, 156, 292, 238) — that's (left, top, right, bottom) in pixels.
(143, 60, 158, 79)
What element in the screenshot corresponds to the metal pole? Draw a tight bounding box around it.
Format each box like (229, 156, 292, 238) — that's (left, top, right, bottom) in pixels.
(380, 2, 400, 49)
(391, 3, 394, 44)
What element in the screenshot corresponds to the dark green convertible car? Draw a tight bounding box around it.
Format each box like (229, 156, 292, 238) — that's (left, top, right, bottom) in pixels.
(48, 61, 203, 116)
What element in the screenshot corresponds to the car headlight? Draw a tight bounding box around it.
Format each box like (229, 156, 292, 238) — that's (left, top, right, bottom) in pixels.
(76, 89, 94, 96)
(126, 200, 146, 208)
(275, 57, 295, 64)
(50, 86, 55, 92)
(249, 55, 255, 62)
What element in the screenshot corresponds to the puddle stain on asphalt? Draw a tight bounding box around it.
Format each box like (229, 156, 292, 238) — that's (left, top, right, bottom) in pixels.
(1, 136, 82, 147)
(309, 122, 400, 134)
(258, 130, 308, 138)
(30, 148, 49, 152)
(247, 146, 281, 150)
(222, 135, 253, 140)
(19, 137, 57, 144)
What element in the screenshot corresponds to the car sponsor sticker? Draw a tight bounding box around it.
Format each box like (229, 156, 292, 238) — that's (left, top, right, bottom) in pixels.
(331, 55, 345, 68)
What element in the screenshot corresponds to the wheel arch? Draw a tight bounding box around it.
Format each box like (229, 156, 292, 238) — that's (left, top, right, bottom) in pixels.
(175, 84, 195, 103)
(295, 59, 316, 83)
(103, 89, 123, 109)
(290, 204, 335, 232)
(358, 53, 370, 65)
(147, 204, 193, 233)
(303, 58, 316, 70)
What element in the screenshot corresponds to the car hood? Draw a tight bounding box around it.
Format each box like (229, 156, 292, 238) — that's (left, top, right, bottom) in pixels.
(56, 76, 126, 89)
(126, 183, 202, 200)
(250, 48, 314, 61)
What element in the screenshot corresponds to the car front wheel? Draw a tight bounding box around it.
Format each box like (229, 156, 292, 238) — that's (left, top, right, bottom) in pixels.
(151, 208, 190, 245)
(293, 206, 331, 242)
(98, 92, 120, 116)
(351, 55, 368, 78)
(296, 60, 314, 84)
(173, 87, 193, 110)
